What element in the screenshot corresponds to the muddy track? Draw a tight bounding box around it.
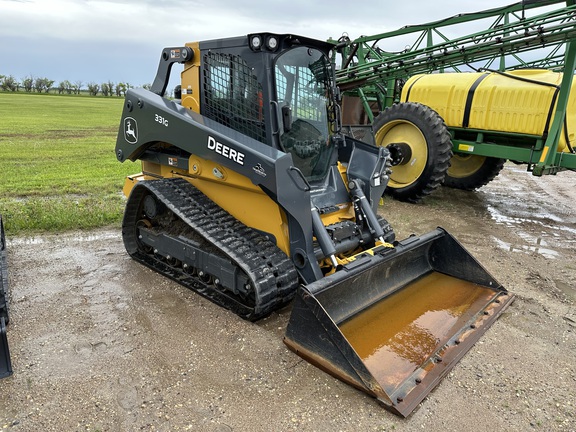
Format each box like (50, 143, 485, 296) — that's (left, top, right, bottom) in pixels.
(0, 165, 574, 431)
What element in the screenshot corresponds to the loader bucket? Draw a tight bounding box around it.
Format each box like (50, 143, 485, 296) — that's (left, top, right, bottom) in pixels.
(284, 228, 513, 417)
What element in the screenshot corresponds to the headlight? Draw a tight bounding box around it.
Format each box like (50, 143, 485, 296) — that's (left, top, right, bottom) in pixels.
(266, 36, 279, 51)
(250, 35, 262, 50)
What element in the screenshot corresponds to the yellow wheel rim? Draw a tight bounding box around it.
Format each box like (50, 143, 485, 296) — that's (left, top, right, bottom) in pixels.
(374, 119, 428, 188)
(447, 154, 486, 178)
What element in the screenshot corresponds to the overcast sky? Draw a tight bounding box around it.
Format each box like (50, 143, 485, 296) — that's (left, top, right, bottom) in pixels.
(0, 0, 552, 87)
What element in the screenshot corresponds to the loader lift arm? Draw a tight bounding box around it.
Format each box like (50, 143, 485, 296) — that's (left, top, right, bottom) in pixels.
(149, 46, 194, 97)
(117, 87, 324, 284)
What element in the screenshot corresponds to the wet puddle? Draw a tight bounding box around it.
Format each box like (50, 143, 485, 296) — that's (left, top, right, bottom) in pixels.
(492, 237, 559, 259)
(7, 230, 121, 246)
(476, 167, 576, 260)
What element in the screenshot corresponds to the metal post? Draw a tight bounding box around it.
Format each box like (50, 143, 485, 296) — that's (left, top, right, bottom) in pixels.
(533, 41, 576, 175)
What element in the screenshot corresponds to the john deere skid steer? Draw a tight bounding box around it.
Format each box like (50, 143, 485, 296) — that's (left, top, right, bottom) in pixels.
(115, 33, 513, 417)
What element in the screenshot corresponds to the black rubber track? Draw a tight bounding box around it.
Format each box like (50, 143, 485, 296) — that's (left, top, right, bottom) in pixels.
(122, 178, 299, 321)
(373, 102, 453, 203)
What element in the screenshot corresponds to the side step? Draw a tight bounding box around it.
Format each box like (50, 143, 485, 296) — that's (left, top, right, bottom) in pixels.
(0, 215, 12, 379)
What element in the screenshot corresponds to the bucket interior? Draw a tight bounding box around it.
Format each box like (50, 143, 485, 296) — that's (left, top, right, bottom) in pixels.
(337, 270, 498, 396)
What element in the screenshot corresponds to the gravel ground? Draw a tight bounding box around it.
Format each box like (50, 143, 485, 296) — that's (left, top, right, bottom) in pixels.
(0, 164, 575, 431)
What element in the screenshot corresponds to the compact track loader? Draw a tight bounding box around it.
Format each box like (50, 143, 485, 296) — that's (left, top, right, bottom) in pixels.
(115, 33, 513, 417)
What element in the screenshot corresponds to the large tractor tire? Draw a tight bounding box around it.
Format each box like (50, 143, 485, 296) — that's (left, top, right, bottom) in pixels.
(444, 154, 506, 190)
(373, 102, 452, 203)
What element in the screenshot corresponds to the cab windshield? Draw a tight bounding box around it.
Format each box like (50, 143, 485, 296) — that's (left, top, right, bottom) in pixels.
(274, 46, 334, 182)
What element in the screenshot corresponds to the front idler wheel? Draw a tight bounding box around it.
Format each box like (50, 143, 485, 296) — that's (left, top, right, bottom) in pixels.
(143, 194, 165, 219)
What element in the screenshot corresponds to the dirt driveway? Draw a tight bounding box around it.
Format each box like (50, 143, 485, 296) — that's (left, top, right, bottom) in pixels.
(1, 165, 575, 431)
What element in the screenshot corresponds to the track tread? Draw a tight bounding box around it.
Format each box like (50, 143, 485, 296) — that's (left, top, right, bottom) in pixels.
(123, 178, 299, 321)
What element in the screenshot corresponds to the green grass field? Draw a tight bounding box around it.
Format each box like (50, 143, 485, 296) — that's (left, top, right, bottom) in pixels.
(0, 92, 139, 234)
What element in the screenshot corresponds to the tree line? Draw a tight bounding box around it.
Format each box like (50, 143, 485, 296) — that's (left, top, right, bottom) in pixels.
(0, 74, 150, 97)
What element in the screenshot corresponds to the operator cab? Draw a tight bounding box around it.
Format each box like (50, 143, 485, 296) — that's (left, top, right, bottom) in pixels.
(191, 33, 340, 184)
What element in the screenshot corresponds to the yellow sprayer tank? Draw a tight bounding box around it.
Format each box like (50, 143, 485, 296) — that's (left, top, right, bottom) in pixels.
(401, 69, 576, 153)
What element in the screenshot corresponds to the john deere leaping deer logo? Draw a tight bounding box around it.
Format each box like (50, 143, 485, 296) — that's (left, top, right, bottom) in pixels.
(124, 117, 138, 144)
